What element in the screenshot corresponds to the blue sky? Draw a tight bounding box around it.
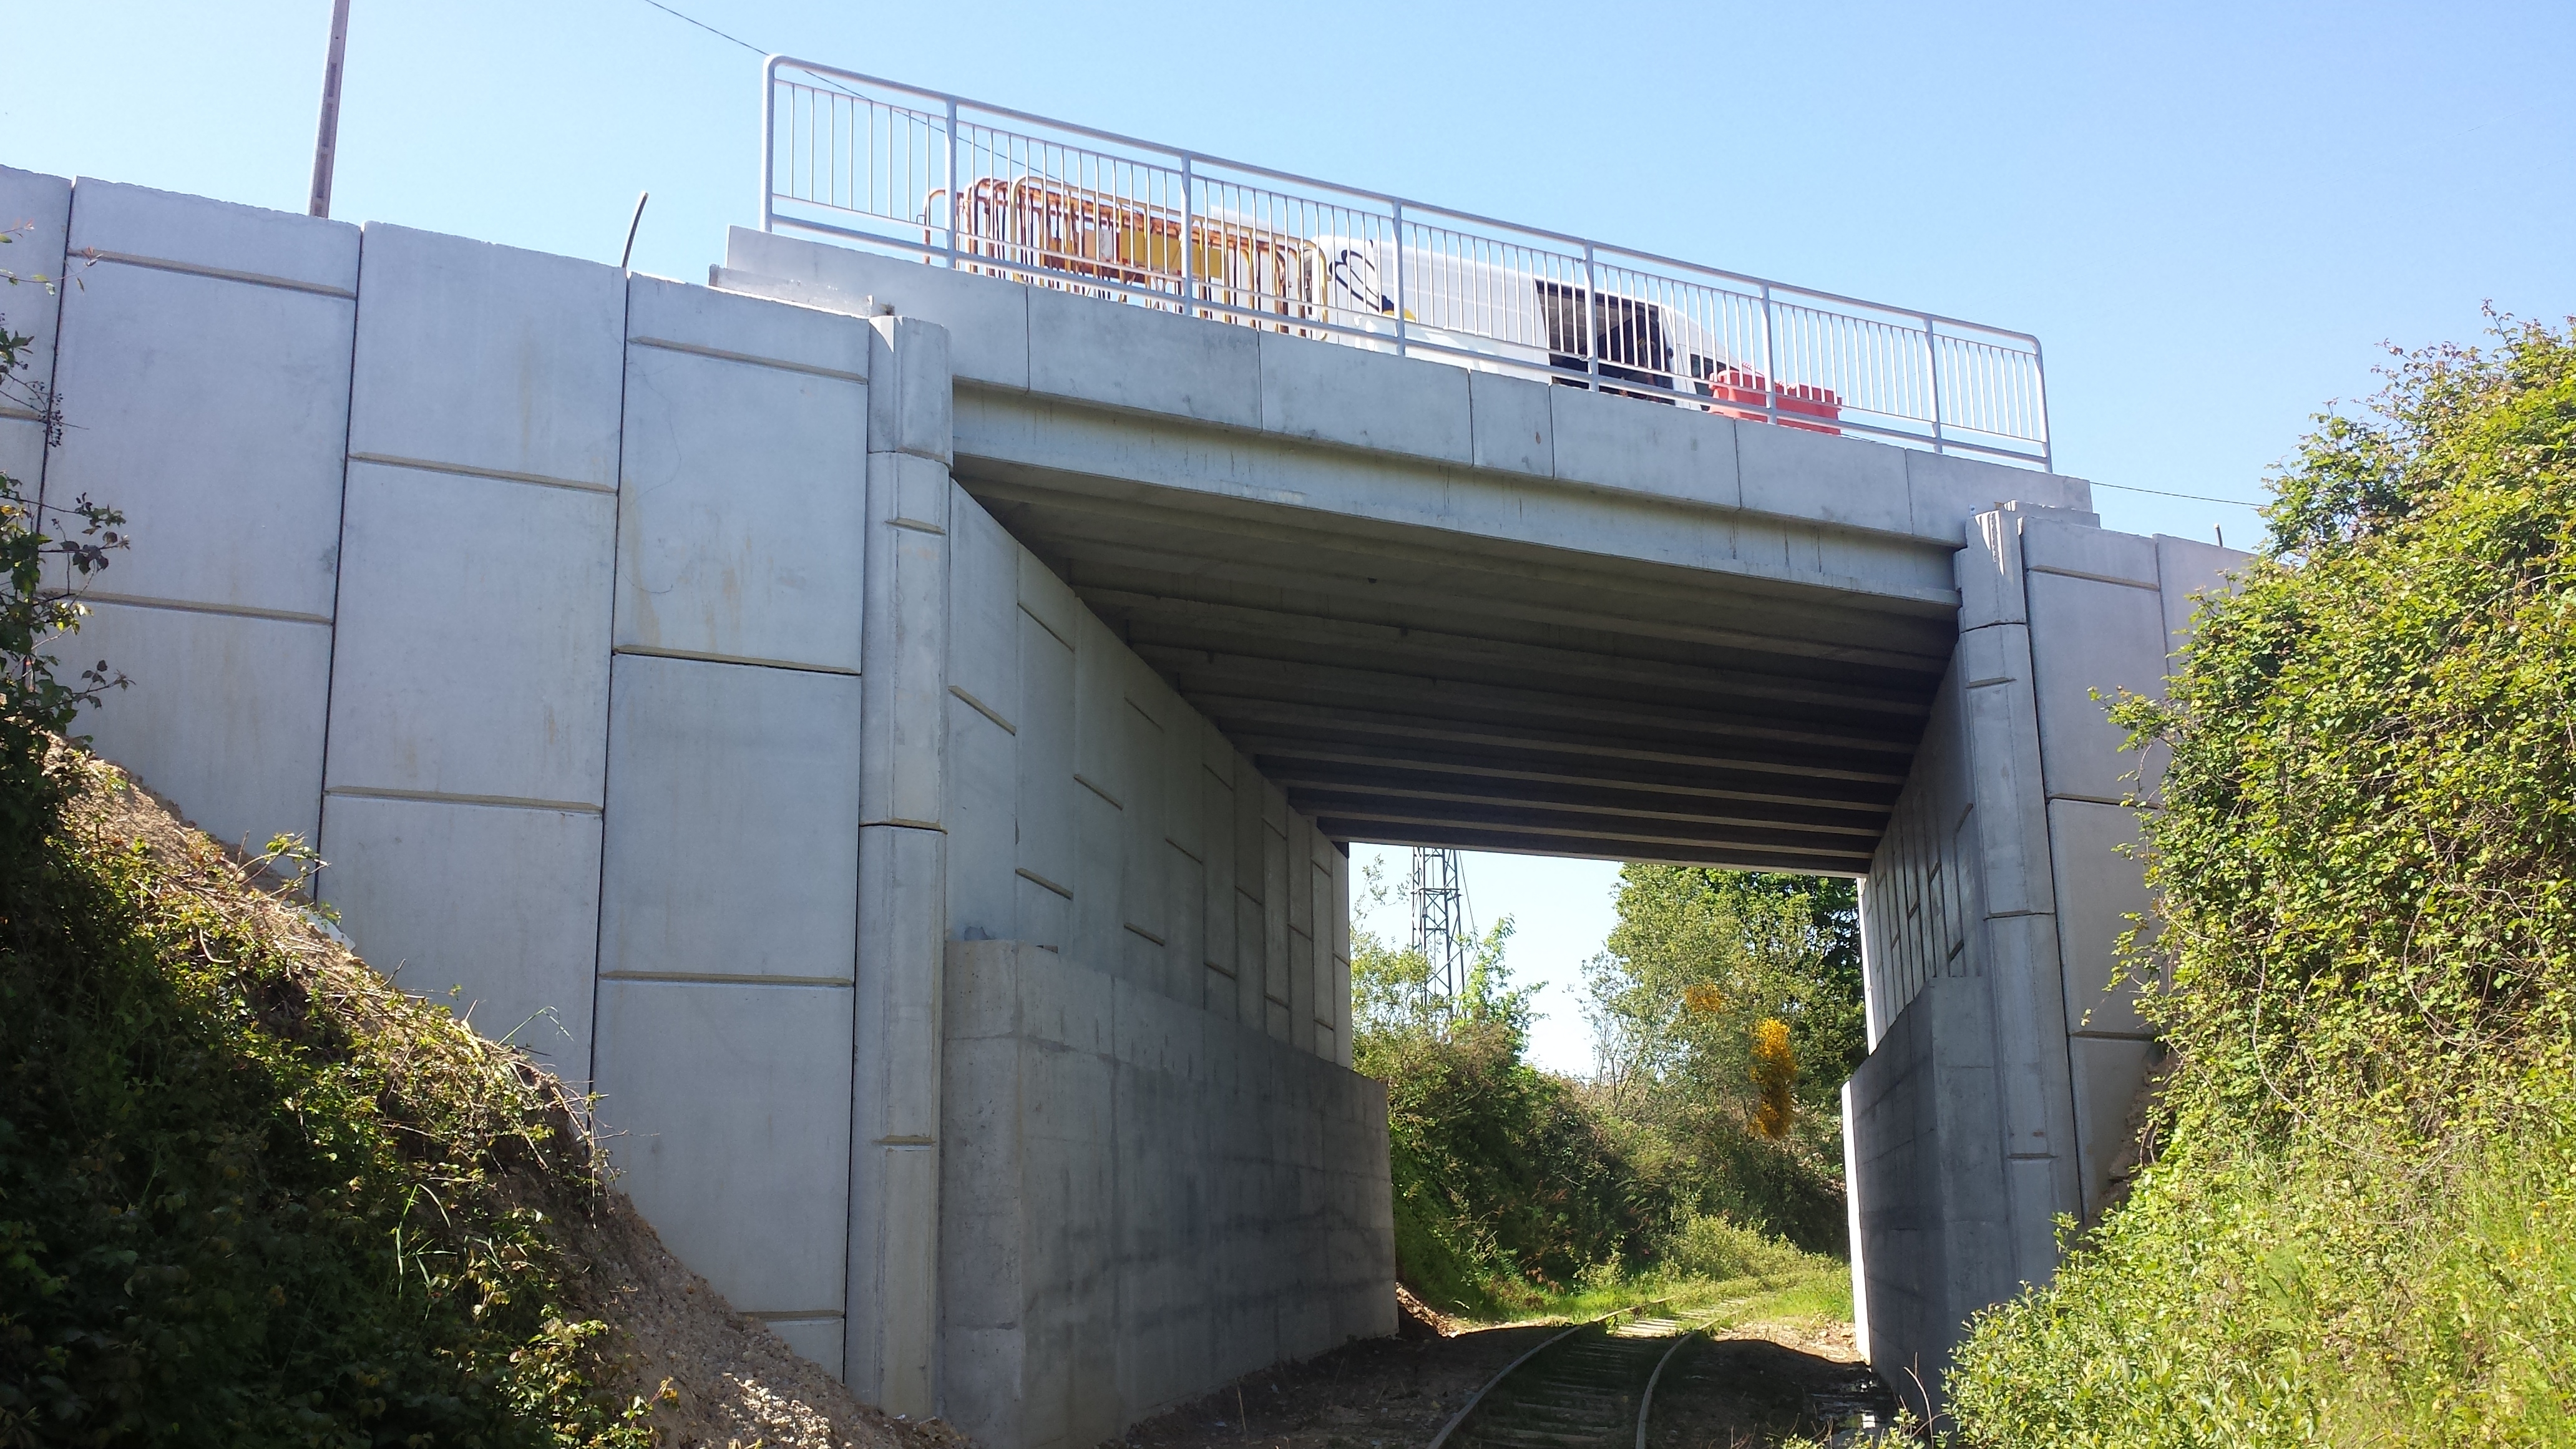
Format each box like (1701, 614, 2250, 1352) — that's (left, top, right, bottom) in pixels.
(6, 0, 2569, 1073)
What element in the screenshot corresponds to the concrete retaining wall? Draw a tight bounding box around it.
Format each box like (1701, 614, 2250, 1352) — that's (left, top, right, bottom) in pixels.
(3, 163, 1382, 1444)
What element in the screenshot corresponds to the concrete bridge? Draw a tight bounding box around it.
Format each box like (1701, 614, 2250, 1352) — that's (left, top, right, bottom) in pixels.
(0, 160, 2239, 1439)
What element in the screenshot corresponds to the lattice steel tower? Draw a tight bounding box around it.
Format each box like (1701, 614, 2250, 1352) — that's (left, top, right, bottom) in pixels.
(1409, 846, 1472, 1005)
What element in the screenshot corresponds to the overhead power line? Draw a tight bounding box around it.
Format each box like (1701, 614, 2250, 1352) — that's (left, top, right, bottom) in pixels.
(634, 0, 765, 55)
(2090, 479, 2266, 507)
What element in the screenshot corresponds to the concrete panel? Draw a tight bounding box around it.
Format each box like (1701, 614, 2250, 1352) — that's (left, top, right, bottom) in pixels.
(1120, 699, 1169, 946)
(869, 316, 953, 466)
(1072, 610, 1127, 806)
(1016, 610, 1077, 897)
(861, 451, 950, 829)
(1161, 715, 1203, 862)
(1548, 384, 1738, 507)
(2021, 515, 2157, 589)
(2024, 569, 2167, 805)
(949, 486, 1023, 729)
(721, 226, 1031, 389)
(1017, 547, 1080, 648)
(76, 601, 329, 854)
(594, 979, 853, 1314)
(69, 177, 358, 293)
(348, 223, 623, 486)
(617, 343, 866, 671)
(1074, 786, 1126, 977)
(1956, 509, 2026, 630)
(1958, 623, 2054, 917)
(326, 461, 615, 806)
(1017, 874, 1071, 953)
(598, 655, 863, 982)
(1026, 285, 1259, 429)
(2069, 1035, 2155, 1222)
(1907, 451, 2093, 541)
(626, 271, 869, 380)
(1468, 370, 1551, 476)
(47, 260, 351, 618)
(318, 793, 600, 1066)
(1201, 761, 1236, 976)
(950, 694, 1020, 945)
(0, 165, 71, 390)
(1257, 329, 1471, 464)
(1736, 419, 1910, 534)
(2153, 533, 2245, 653)
(1165, 840, 1206, 1003)
(2047, 798, 2153, 1038)
(0, 420, 41, 494)
(766, 1318, 846, 1375)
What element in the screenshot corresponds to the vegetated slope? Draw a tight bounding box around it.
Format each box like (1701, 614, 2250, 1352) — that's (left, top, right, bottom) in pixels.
(1949, 317, 2576, 1446)
(0, 748, 946, 1449)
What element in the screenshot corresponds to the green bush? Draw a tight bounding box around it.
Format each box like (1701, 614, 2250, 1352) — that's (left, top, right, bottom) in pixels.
(1950, 316, 2576, 1444)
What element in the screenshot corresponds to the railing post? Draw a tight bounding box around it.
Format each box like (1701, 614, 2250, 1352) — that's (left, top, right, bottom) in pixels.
(1581, 243, 1599, 387)
(1390, 201, 1407, 357)
(1925, 319, 1945, 455)
(2032, 335, 2053, 474)
(760, 56, 782, 233)
(1759, 283, 1779, 427)
(1179, 154, 1194, 315)
(943, 99, 960, 268)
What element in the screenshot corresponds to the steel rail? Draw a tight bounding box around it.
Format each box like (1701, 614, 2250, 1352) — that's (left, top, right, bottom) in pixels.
(1632, 1330, 1699, 1449)
(1422, 1300, 1675, 1449)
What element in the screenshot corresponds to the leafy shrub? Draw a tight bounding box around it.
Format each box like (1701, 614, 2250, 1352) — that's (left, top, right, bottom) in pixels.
(1654, 1213, 1813, 1286)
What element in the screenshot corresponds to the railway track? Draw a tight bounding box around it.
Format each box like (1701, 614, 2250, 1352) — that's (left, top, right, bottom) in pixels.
(1424, 1304, 1705, 1449)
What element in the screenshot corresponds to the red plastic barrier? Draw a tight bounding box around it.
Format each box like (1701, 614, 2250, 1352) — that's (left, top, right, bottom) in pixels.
(1699, 368, 1842, 436)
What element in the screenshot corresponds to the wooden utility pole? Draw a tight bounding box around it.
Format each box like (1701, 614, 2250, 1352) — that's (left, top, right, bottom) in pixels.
(308, 0, 352, 217)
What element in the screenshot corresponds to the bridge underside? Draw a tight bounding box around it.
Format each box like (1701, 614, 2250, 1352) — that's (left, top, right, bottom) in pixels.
(959, 462, 1951, 875)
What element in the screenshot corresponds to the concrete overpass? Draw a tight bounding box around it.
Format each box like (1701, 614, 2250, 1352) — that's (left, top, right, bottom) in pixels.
(1, 157, 2240, 1443)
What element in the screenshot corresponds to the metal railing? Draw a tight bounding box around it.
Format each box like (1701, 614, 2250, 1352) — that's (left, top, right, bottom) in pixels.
(761, 58, 2051, 468)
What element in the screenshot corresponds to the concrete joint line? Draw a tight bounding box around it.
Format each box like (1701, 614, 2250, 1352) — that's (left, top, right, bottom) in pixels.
(83, 592, 333, 628)
(875, 1134, 935, 1146)
(1124, 922, 1166, 947)
(1203, 960, 1238, 979)
(867, 442, 951, 467)
(948, 685, 1016, 734)
(597, 971, 853, 988)
(1074, 772, 1123, 809)
(324, 785, 600, 814)
(1016, 599, 1074, 650)
(85, 249, 357, 299)
(626, 333, 867, 384)
(1013, 865, 1073, 899)
(0, 404, 44, 422)
(2046, 791, 2140, 809)
(748, 1309, 846, 1323)
(885, 515, 947, 536)
(2024, 562, 2162, 593)
(612, 643, 860, 678)
(345, 452, 614, 495)
(860, 816, 945, 832)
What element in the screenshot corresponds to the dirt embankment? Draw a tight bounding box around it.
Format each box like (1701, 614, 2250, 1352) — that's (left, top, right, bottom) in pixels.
(82, 758, 959, 1449)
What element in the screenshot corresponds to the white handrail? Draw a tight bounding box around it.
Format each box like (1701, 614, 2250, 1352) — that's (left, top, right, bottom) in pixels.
(759, 56, 2051, 469)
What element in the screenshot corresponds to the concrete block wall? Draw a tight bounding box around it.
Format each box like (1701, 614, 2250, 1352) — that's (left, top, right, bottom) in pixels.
(1845, 503, 2245, 1410)
(12, 168, 1382, 1443)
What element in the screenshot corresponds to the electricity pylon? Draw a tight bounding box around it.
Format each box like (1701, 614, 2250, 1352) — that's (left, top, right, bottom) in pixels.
(1409, 846, 1471, 1008)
